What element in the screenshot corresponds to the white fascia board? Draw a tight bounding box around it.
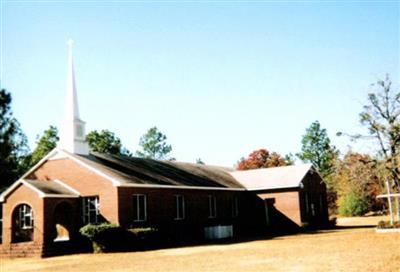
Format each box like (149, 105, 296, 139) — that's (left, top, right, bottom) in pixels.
(20, 148, 60, 180)
(0, 181, 24, 202)
(42, 194, 80, 198)
(0, 148, 60, 202)
(117, 183, 246, 191)
(53, 179, 81, 196)
(58, 149, 121, 186)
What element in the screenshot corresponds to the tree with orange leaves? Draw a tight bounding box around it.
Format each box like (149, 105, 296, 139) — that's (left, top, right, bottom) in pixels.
(237, 149, 287, 170)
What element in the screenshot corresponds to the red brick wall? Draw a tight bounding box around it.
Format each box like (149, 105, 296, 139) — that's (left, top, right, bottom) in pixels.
(29, 158, 119, 223)
(1, 184, 44, 245)
(117, 186, 242, 236)
(256, 191, 301, 226)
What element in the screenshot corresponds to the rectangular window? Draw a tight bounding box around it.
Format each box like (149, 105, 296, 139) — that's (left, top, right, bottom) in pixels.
(319, 195, 324, 214)
(20, 205, 33, 229)
(232, 197, 239, 218)
(174, 195, 185, 220)
(208, 195, 217, 218)
(133, 194, 147, 222)
(304, 193, 309, 215)
(82, 196, 100, 224)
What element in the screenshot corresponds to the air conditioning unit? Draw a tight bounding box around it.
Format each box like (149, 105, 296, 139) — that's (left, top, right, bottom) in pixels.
(204, 225, 233, 239)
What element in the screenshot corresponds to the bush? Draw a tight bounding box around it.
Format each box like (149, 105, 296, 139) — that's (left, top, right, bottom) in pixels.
(338, 191, 368, 216)
(377, 220, 400, 229)
(79, 223, 123, 253)
(127, 227, 161, 249)
(128, 227, 158, 239)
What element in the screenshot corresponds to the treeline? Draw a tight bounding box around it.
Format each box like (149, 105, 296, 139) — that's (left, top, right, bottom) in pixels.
(1, 75, 398, 217)
(238, 75, 399, 216)
(0, 88, 173, 191)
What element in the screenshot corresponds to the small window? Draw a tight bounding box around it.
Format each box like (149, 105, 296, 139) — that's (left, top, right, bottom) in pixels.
(75, 124, 84, 138)
(82, 196, 100, 224)
(12, 204, 34, 242)
(19, 204, 33, 229)
(319, 195, 324, 213)
(174, 195, 185, 220)
(208, 195, 217, 218)
(231, 197, 239, 218)
(133, 194, 147, 222)
(305, 193, 309, 214)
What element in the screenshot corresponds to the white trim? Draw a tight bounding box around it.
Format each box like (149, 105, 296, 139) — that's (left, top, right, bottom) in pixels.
(0, 146, 244, 203)
(60, 149, 121, 186)
(53, 179, 81, 196)
(118, 183, 245, 191)
(21, 181, 46, 198)
(0, 148, 60, 202)
(82, 196, 100, 224)
(377, 193, 400, 198)
(42, 194, 80, 198)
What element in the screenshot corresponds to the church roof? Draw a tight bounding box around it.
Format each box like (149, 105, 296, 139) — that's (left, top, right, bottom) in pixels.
(70, 152, 245, 189)
(230, 164, 315, 191)
(23, 179, 79, 196)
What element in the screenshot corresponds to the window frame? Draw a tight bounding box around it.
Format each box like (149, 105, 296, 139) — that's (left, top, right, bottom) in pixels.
(133, 194, 147, 222)
(19, 204, 34, 229)
(208, 195, 217, 218)
(82, 196, 100, 225)
(231, 196, 239, 218)
(174, 195, 185, 220)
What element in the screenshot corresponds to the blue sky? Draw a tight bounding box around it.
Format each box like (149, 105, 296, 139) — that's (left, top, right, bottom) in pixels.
(1, 1, 399, 166)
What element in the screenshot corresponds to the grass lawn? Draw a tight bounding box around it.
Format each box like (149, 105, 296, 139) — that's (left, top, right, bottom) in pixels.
(1, 216, 399, 272)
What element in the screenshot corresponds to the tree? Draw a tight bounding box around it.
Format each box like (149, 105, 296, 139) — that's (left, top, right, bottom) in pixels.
(86, 130, 130, 156)
(333, 152, 384, 215)
(297, 121, 338, 215)
(237, 149, 286, 170)
(297, 121, 338, 178)
(284, 153, 295, 165)
(0, 89, 29, 190)
(26, 126, 59, 168)
(196, 158, 205, 165)
(357, 75, 400, 190)
(136, 127, 172, 160)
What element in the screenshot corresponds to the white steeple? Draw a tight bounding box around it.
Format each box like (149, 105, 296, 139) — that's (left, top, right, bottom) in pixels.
(58, 39, 89, 155)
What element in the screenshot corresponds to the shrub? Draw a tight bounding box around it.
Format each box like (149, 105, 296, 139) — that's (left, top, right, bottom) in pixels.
(377, 220, 400, 229)
(128, 227, 158, 239)
(127, 227, 161, 249)
(79, 223, 122, 253)
(338, 191, 368, 216)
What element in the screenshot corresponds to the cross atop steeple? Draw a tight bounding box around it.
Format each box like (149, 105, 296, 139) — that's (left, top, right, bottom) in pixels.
(58, 40, 89, 155)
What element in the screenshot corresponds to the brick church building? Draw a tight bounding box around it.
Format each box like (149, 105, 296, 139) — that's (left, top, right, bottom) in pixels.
(0, 42, 329, 257)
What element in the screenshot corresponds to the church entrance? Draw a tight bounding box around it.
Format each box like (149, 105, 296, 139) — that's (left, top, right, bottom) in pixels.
(53, 202, 73, 242)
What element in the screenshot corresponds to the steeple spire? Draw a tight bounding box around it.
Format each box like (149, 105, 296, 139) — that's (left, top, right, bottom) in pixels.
(58, 40, 89, 155)
(66, 39, 80, 120)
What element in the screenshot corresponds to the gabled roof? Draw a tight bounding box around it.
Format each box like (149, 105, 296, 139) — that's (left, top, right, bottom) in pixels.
(24, 179, 79, 196)
(0, 178, 79, 201)
(230, 164, 315, 191)
(71, 152, 244, 189)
